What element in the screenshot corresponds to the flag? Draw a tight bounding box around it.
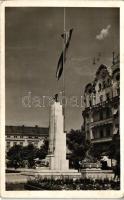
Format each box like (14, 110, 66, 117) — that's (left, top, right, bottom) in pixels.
(56, 28, 73, 80)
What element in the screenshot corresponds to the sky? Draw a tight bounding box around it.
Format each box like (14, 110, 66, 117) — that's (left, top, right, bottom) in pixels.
(5, 7, 119, 131)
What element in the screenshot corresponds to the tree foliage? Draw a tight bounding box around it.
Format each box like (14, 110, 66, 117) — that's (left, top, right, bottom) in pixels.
(108, 134, 120, 162)
(7, 145, 23, 168)
(36, 138, 49, 160)
(6, 139, 49, 169)
(66, 129, 91, 168)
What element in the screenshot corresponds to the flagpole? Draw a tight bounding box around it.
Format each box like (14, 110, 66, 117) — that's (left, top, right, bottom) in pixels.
(63, 7, 66, 132)
(56, 9, 73, 133)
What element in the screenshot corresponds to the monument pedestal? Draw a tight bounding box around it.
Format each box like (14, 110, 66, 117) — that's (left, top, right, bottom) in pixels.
(47, 154, 69, 171)
(21, 168, 81, 179)
(81, 169, 114, 180)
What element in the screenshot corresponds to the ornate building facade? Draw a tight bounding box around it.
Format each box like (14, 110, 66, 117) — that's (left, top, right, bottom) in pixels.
(82, 56, 120, 154)
(6, 125, 49, 151)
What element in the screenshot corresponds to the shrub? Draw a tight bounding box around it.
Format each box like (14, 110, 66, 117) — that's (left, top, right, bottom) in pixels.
(24, 177, 120, 190)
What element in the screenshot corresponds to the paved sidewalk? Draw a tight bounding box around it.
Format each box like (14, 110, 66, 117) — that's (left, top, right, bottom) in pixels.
(6, 173, 28, 183)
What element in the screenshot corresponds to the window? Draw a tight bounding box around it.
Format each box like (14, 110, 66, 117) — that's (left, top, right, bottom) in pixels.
(98, 83, 102, 92)
(7, 142, 10, 149)
(106, 127, 111, 137)
(106, 93, 110, 101)
(34, 142, 38, 146)
(14, 142, 17, 146)
(100, 95, 103, 103)
(7, 142, 10, 146)
(20, 142, 23, 146)
(89, 99, 92, 107)
(28, 141, 33, 145)
(103, 81, 106, 89)
(100, 130, 103, 138)
(14, 136, 17, 138)
(106, 107, 111, 118)
(89, 89, 92, 94)
(100, 110, 103, 120)
(107, 78, 110, 86)
(7, 136, 10, 138)
(20, 136, 23, 138)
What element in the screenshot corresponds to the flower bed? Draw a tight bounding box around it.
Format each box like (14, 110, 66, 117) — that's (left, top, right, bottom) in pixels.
(24, 177, 120, 190)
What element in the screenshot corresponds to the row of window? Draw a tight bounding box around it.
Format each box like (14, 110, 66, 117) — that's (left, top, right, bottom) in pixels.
(92, 126, 111, 139)
(88, 88, 119, 107)
(96, 108, 111, 121)
(6, 135, 39, 139)
(6, 141, 39, 148)
(86, 108, 112, 123)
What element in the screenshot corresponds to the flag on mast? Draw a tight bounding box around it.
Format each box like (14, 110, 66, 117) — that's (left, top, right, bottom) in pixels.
(56, 28, 73, 80)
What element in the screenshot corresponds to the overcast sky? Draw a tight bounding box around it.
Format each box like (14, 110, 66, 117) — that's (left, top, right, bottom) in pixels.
(5, 7, 119, 131)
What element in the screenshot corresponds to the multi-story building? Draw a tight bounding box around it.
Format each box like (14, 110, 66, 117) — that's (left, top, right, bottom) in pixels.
(82, 55, 120, 154)
(6, 125, 49, 152)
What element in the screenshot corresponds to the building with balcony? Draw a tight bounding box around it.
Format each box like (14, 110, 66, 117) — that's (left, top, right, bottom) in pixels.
(82, 56, 120, 155)
(6, 125, 49, 152)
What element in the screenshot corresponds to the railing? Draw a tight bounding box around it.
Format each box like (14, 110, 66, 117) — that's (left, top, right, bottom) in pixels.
(91, 137, 112, 143)
(82, 162, 101, 169)
(89, 118, 113, 128)
(83, 96, 119, 112)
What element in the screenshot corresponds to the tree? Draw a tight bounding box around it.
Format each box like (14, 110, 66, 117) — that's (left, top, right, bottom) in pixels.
(7, 144, 39, 168)
(36, 138, 49, 160)
(6, 140, 50, 169)
(7, 145, 23, 169)
(22, 144, 38, 168)
(66, 129, 91, 169)
(108, 134, 120, 162)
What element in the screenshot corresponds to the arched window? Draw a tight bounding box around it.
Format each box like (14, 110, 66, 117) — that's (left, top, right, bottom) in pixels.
(100, 95, 103, 103)
(106, 93, 110, 101)
(98, 83, 102, 92)
(89, 99, 92, 107)
(103, 81, 106, 89)
(107, 78, 111, 86)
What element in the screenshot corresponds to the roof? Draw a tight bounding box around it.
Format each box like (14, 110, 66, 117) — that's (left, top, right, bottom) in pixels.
(5, 125, 49, 136)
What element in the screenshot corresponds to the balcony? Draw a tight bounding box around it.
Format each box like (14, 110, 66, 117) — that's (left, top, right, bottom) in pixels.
(89, 117, 113, 128)
(91, 137, 112, 144)
(83, 96, 119, 113)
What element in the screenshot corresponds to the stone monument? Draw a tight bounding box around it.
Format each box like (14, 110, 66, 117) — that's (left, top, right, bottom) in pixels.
(22, 95, 81, 178)
(48, 100, 69, 170)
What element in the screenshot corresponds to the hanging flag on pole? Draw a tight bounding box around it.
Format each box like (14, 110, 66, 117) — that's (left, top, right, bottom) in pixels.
(56, 28, 73, 80)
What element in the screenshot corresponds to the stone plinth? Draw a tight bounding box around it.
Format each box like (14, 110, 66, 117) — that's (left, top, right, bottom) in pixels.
(81, 169, 114, 180)
(21, 169, 81, 179)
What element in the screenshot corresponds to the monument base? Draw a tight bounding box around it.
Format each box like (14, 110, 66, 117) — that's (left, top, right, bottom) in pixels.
(21, 168, 81, 179)
(47, 154, 69, 171)
(81, 169, 114, 180)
